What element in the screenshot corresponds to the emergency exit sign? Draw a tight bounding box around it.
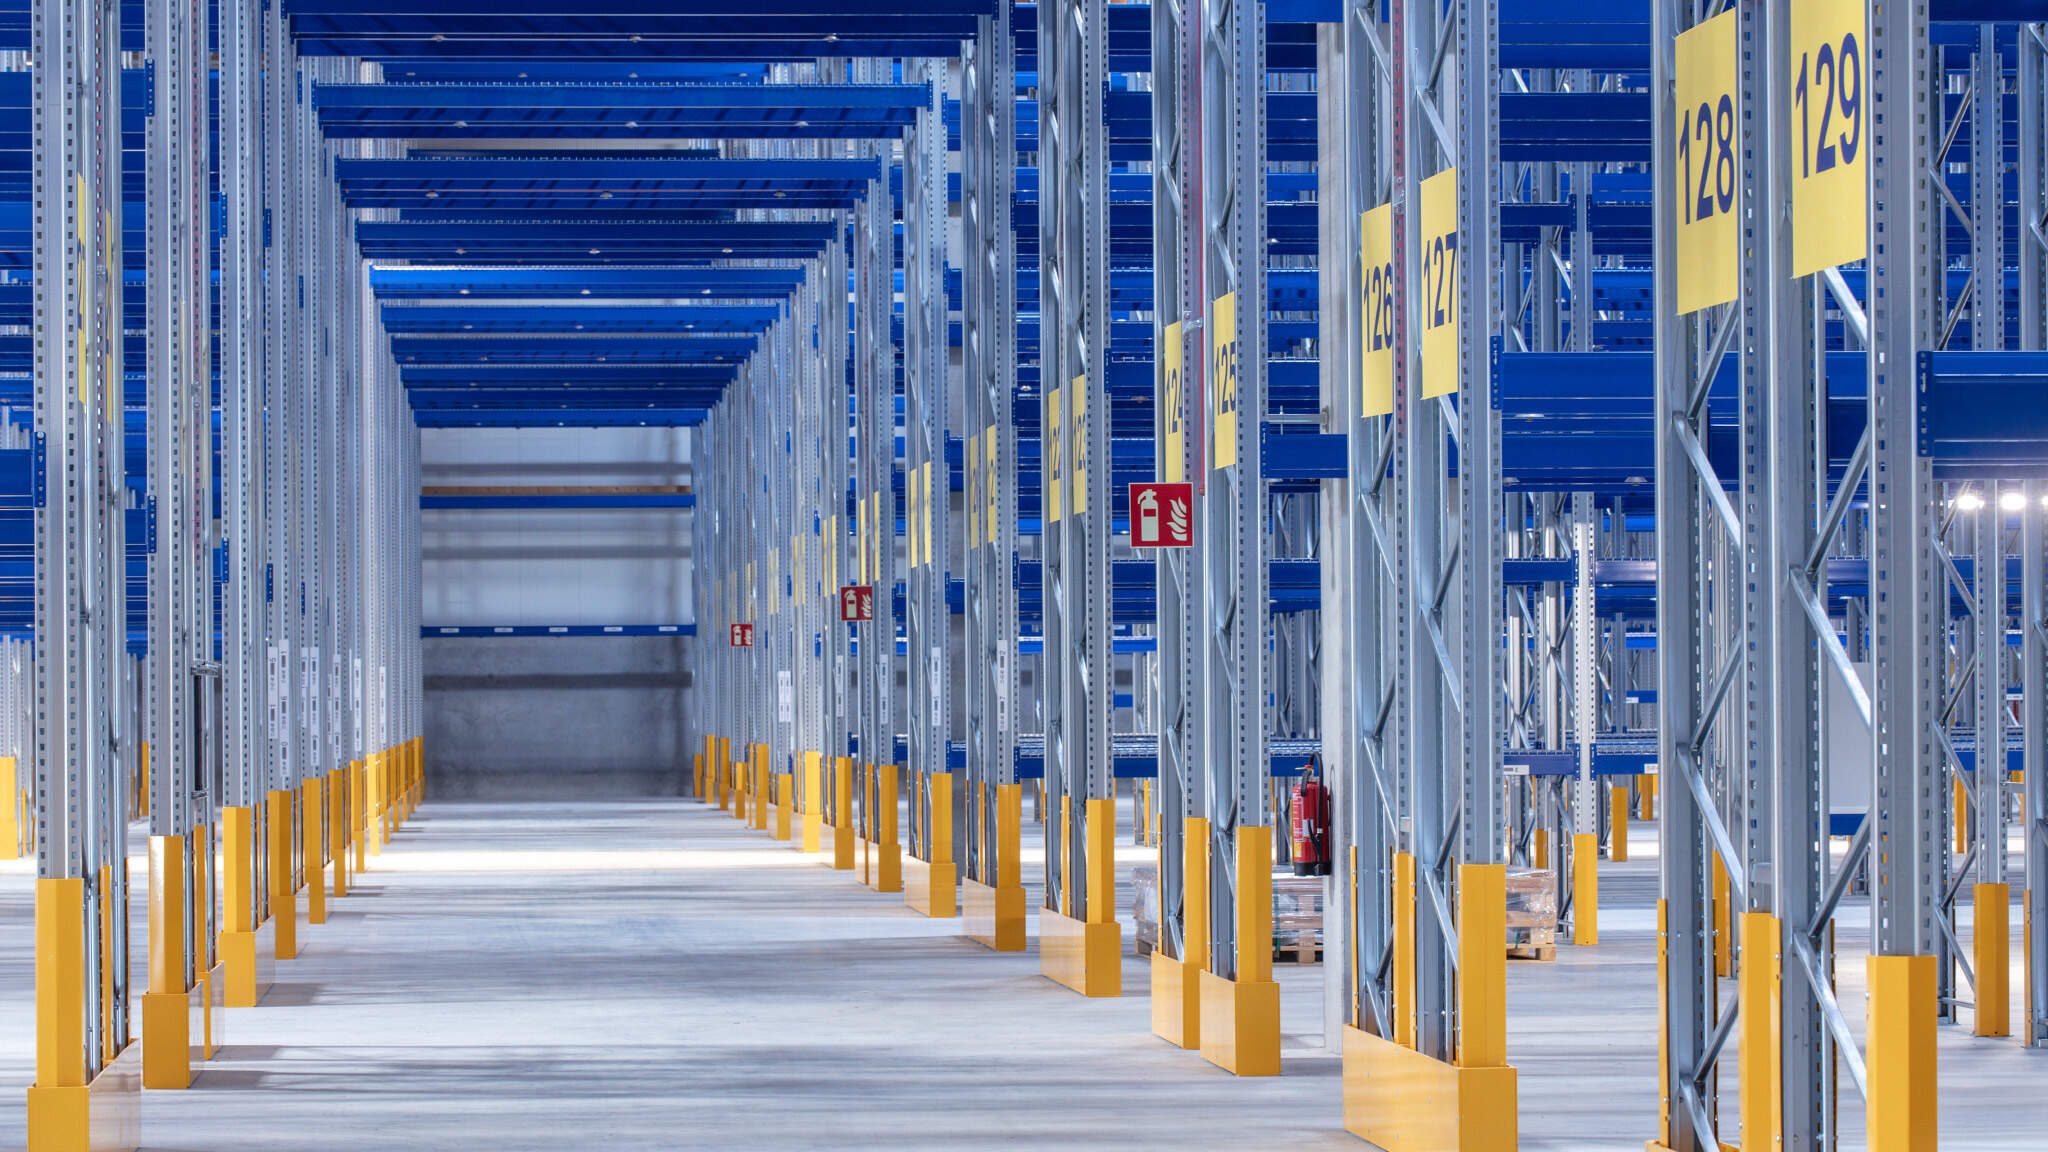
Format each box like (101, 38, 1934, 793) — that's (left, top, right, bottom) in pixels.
(1129, 482, 1193, 548)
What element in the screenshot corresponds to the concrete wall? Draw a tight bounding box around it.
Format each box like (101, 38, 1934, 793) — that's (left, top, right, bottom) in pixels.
(423, 635, 692, 799)
(419, 427, 697, 798)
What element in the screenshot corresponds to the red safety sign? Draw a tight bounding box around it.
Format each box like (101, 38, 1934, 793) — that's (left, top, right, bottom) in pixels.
(729, 623, 754, 648)
(1129, 482, 1194, 548)
(839, 584, 875, 622)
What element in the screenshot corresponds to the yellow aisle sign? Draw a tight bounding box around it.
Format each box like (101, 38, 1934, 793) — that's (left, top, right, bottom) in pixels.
(824, 515, 837, 593)
(1359, 202, 1395, 416)
(966, 437, 981, 548)
(1161, 322, 1185, 483)
(1211, 292, 1238, 469)
(855, 495, 867, 584)
(983, 426, 998, 544)
(1418, 168, 1459, 399)
(1675, 9, 1740, 313)
(903, 465, 918, 570)
(921, 461, 933, 567)
(1046, 381, 1065, 524)
(1789, 0, 1866, 275)
(1070, 377, 1088, 516)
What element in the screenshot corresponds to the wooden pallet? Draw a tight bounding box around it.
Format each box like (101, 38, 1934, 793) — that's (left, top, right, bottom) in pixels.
(1507, 927, 1556, 962)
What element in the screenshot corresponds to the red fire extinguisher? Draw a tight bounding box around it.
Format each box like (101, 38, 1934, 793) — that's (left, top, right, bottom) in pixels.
(1289, 762, 1331, 877)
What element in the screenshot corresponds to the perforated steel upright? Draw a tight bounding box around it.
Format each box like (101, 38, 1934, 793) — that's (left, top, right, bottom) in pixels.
(28, 0, 135, 1137)
(902, 59, 953, 899)
(959, 12, 1022, 943)
(2021, 20, 2048, 1050)
(1036, 0, 1119, 994)
(1149, 0, 1202, 1015)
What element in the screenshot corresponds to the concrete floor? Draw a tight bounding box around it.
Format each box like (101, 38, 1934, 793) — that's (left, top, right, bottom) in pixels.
(1, 804, 2043, 1150)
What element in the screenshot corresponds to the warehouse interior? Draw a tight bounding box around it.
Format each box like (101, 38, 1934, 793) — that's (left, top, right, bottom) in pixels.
(3, 0, 2048, 1149)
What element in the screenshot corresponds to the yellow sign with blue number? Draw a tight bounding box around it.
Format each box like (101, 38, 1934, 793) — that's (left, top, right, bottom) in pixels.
(1211, 292, 1238, 469)
(1418, 168, 1459, 399)
(1789, 0, 1866, 275)
(1675, 9, 1740, 312)
(1162, 322, 1185, 483)
(1046, 381, 1064, 524)
(1359, 202, 1395, 416)
(1070, 377, 1088, 516)
(984, 426, 999, 544)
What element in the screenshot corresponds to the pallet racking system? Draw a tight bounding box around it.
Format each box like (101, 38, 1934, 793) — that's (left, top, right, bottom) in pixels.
(6, 0, 2048, 1149)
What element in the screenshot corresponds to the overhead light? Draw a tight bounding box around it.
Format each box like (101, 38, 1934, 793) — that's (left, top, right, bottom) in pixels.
(580, 288, 591, 295)
(589, 248, 601, 254)
(457, 288, 469, 295)
(722, 247, 732, 254)
(456, 247, 467, 255)
(425, 190, 438, 198)
(600, 190, 613, 199)
(1957, 491, 1986, 512)
(2001, 490, 2027, 512)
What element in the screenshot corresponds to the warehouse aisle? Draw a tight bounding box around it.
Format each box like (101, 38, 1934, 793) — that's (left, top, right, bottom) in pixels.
(114, 800, 1350, 1151)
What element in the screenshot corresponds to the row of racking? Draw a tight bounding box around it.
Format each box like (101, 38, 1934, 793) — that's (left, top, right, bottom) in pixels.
(7, 0, 2048, 1149)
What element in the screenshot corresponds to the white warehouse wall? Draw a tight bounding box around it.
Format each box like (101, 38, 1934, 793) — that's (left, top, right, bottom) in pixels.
(419, 426, 698, 798)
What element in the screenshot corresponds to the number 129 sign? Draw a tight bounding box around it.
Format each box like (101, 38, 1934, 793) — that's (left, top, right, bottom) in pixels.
(1789, 0, 1865, 276)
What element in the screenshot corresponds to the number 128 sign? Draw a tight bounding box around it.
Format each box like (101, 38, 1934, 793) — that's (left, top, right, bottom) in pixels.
(1674, 9, 1739, 313)
(1130, 482, 1193, 549)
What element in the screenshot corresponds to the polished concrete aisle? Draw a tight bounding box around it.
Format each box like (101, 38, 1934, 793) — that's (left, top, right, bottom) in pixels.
(8, 804, 2046, 1150)
(4, 800, 1352, 1151)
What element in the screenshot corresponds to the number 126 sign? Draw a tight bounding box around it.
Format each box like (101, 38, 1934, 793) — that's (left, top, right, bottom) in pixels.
(1129, 482, 1193, 548)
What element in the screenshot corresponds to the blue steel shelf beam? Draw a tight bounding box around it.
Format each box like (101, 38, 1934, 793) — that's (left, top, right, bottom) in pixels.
(314, 83, 930, 140)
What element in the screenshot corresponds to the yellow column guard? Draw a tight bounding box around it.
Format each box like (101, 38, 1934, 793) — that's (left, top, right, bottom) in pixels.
(1456, 863, 1508, 1068)
(1867, 953, 1937, 1152)
(1572, 832, 1598, 946)
(1739, 911, 1782, 1152)
(266, 789, 298, 961)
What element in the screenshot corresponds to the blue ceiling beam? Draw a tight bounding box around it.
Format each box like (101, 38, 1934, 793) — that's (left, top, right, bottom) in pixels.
(355, 219, 835, 262)
(379, 303, 782, 334)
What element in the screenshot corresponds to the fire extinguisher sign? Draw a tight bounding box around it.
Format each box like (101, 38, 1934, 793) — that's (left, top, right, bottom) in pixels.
(729, 623, 754, 648)
(1128, 482, 1193, 548)
(838, 584, 875, 622)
